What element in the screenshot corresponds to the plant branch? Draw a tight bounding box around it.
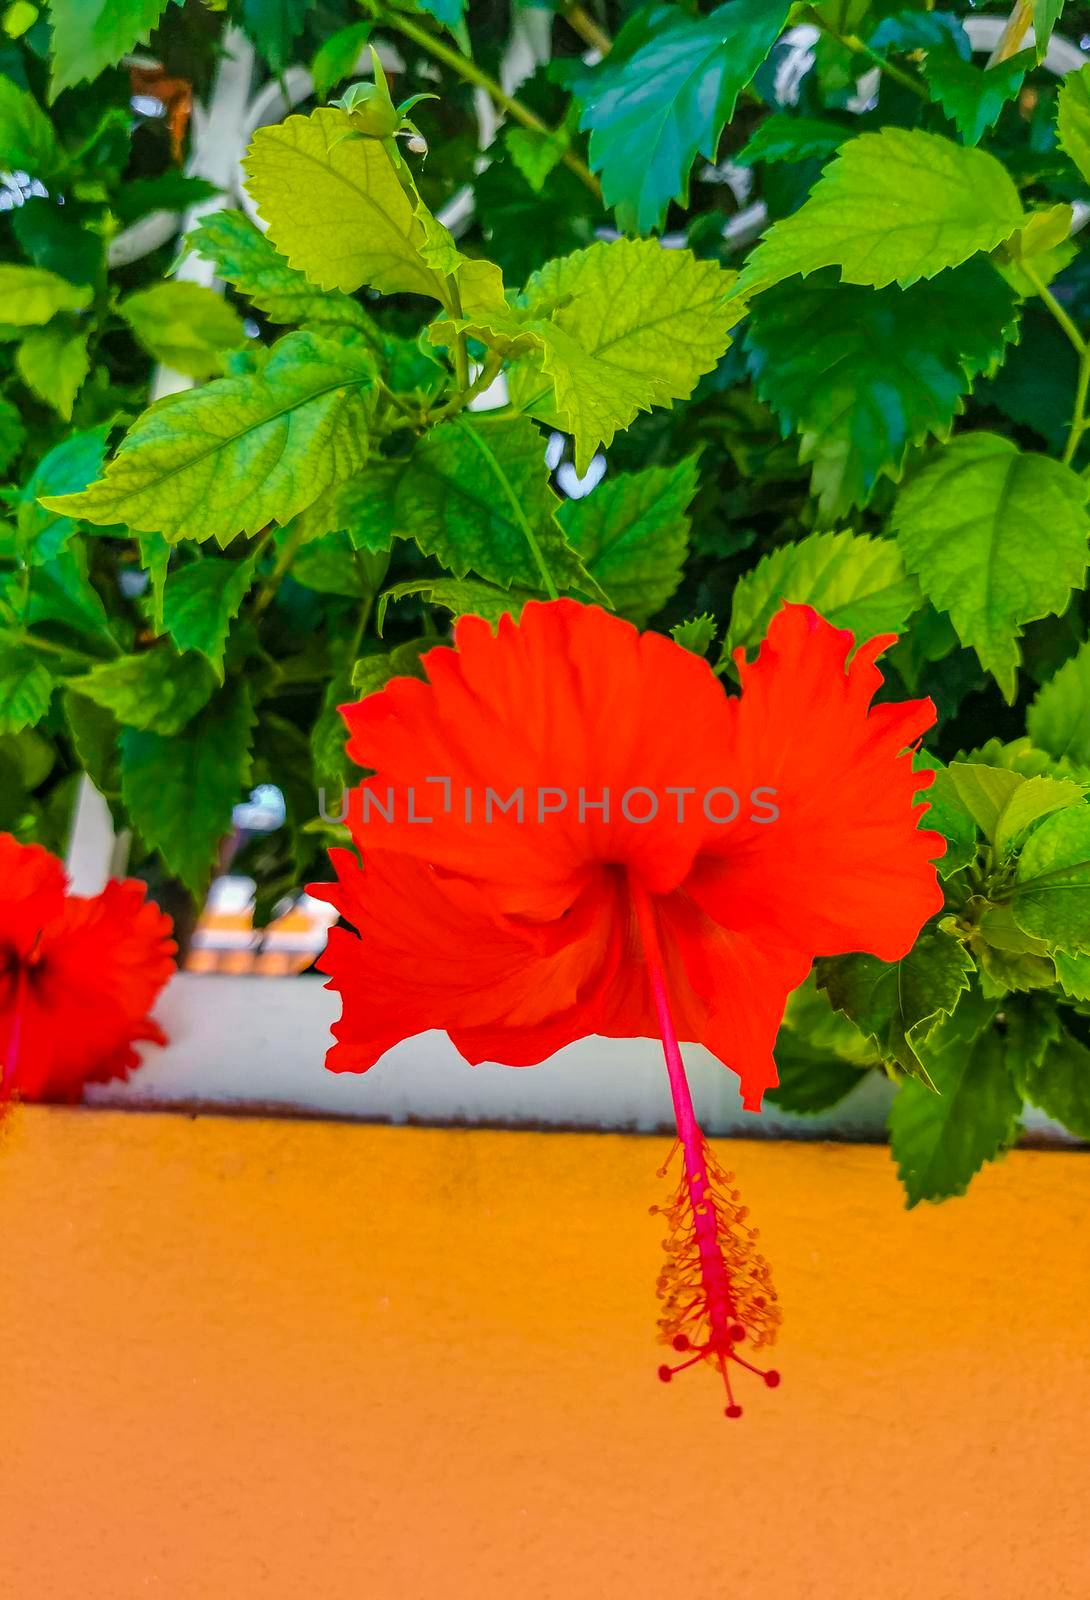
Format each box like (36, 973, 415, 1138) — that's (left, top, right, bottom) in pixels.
(376, 8, 602, 199)
(810, 12, 929, 100)
(1064, 346, 1090, 466)
(987, 0, 1035, 67)
(1023, 262, 1087, 356)
(562, 3, 612, 55)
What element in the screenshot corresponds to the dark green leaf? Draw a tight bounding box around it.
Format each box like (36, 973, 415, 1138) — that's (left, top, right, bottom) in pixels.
(161, 556, 257, 682)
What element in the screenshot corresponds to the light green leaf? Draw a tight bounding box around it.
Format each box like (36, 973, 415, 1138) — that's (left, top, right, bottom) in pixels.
(68, 648, 215, 736)
(0, 396, 27, 476)
(0, 264, 91, 325)
(746, 262, 1019, 517)
(310, 20, 372, 99)
(351, 637, 431, 695)
(727, 530, 919, 657)
(577, 0, 791, 232)
(944, 761, 1083, 851)
(377, 577, 536, 632)
(737, 128, 1024, 294)
(920, 757, 977, 879)
(735, 112, 849, 166)
(817, 929, 975, 1086)
(1011, 805, 1090, 953)
(243, 107, 450, 304)
(47, 0, 176, 99)
(994, 774, 1086, 854)
(120, 681, 255, 898)
(671, 614, 718, 656)
(1054, 950, 1090, 1001)
(0, 75, 62, 176)
(41, 328, 377, 543)
(923, 45, 1029, 147)
(888, 993, 1021, 1206)
(0, 647, 52, 733)
(16, 424, 110, 563)
(119, 281, 247, 379)
(189, 209, 377, 333)
(556, 457, 698, 625)
(1057, 62, 1090, 187)
(1022, 1020, 1090, 1137)
(505, 125, 569, 192)
(1028, 639, 1090, 766)
(501, 239, 740, 473)
(893, 433, 1090, 701)
(295, 461, 405, 555)
(291, 531, 369, 597)
(15, 324, 90, 419)
(396, 416, 595, 594)
(161, 556, 256, 682)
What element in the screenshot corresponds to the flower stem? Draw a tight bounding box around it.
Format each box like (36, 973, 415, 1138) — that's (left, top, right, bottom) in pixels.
(377, 8, 602, 199)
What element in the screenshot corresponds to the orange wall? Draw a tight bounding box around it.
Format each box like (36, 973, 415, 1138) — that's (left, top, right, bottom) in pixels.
(3, 1107, 1088, 1599)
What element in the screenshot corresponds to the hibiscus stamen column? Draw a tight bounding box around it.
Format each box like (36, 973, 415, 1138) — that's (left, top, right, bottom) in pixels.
(630, 876, 781, 1417)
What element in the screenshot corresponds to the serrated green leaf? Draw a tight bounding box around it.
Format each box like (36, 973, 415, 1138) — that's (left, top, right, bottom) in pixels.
(1011, 805, 1090, 953)
(377, 577, 535, 632)
(15, 324, 90, 419)
(16, 424, 110, 563)
(737, 128, 1024, 294)
(242, 0, 314, 71)
(671, 614, 718, 656)
(351, 637, 431, 695)
(577, 0, 791, 232)
(1055, 951, 1090, 1000)
(1033, 0, 1066, 60)
(765, 1045, 868, 1113)
(310, 20, 372, 99)
(944, 761, 1084, 851)
(0, 264, 91, 325)
(923, 44, 1029, 147)
(161, 556, 256, 682)
(727, 530, 919, 657)
(817, 928, 975, 1084)
(501, 239, 740, 473)
(119, 281, 247, 379)
(291, 531, 368, 597)
(41, 328, 377, 544)
(120, 681, 255, 898)
(735, 113, 849, 166)
(189, 209, 377, 333)
(923, 756, 978, 879)
(1028, 637, 1090, 766)
(69, 647, 215, 735)
(396, 416, 595, 595)
(893, 433, 1090, 701)
(556, 457, 698, 625)
(63, 689, 120, 798)
(294, 461, 405, 554)
(20, 548, 114, 643)
(994, 774, 1086, 853)
(47, 0, 175, 99)
(1021, 1019, 1090, 1136)
(0, 647, 52, 733)
(243, 107, 450, 304)
(0, 396, 27, 476)
(1057, 62, 1090, 187)
(888, 993, 1021, 1205)
(746, 262, 1019, 518)
(0, 74, 61, 176)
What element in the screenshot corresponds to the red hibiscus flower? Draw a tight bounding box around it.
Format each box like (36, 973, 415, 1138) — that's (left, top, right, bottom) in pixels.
(0, 834, 175, 1106)
(313, 599, 943, 1413)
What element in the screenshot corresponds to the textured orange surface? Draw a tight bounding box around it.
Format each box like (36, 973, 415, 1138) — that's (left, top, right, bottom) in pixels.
(3, 1108, 1088, 1600)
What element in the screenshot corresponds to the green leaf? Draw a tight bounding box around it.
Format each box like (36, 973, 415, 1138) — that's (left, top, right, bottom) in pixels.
(16, 423, 110, 563)
(114, 173, 222, 227)
(1055, 950, 1090, 1001)
(68, 647, 215, 736)
(15, 324, 90, 419)
(888, 993, 1022, 1206)
(0, 264, 91, 324)
(577, 0, 791, 232)
(1022, 1020, 1090, 1137)
(556, 457, 698, 625)
(505, 125, 570, 193)
(190, 209, 376, 333)
(735, 113, 849, 166)
(944, 761, 1084, 852)
(351, 637, 431, 695)
(119, 281, 247, 380)
(993, 775, 1086, 854)
(817, 928, 975, 1085)
(923, 45, 1029, 147)
(294, 461, 404, 554)
(21, 548, 114, 643)
(1011, 805, 1090, 953)
(417, 0, 464, 32)
(1057, 63, 1090, 187)
(161, 556, 257, 682)
(243, 107, 450, 303)
(1028, 638, 1090, 767)
(0, 646, 52, 733)
(746, 262, 1018, 517)
(726, 530, 919, 657)
(893, 434, 1090, 701)
(671, 614, 718, 656)
(1033, 0, 1066, 60)
(397, 416, 595, 594)
(765, 1045, 867, 1113)
(310, 20, 372, 99)
(291, 531, 368, 597)
(312, 668, 356, 792)
(0, 396, 27, 476)
(47, 0, 175, 99)
(63, 690, 120, 799)
(0, 74, 62, 176)
(377, 577, 536, 632)
(241, 0, 315, 72)
(120, 681, 255, 898)
(924, 756, 978, 879)
(737, 128, 1024, 294)
(504, 239, 741, 473)
(42, 328, 378, 543)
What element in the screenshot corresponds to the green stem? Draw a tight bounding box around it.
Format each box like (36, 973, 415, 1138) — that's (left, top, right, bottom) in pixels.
(563, 3, 612, 55)
(252, 522, 308, 619)
(1064, 345, 1090, 466)
(811, 13, 929, 100)
(377, 8, 602, 199)
(454, 416, 559, 600)
(16, 631, 95, 667)
(430, 352, 503, 421)
(1024, 262, 1088, 356)
(447, 275, 470, 395)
